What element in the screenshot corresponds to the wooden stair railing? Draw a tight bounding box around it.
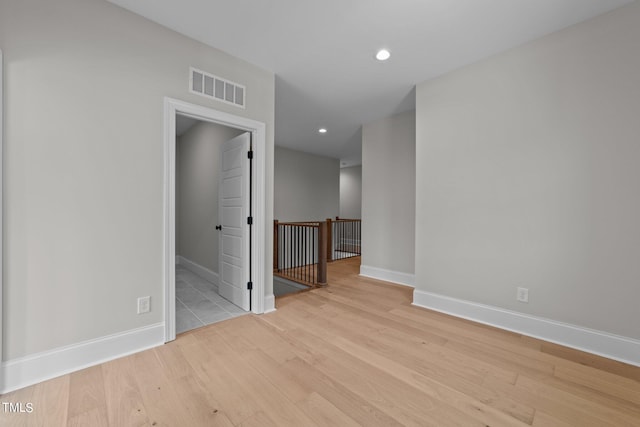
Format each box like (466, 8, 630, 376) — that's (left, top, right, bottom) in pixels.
(273, 220, 327, 287)
(273, 217, 361, 289)
(326, 217, 361, 261)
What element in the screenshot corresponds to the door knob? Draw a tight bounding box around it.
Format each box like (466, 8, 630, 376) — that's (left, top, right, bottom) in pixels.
(215, 225, 222, 230)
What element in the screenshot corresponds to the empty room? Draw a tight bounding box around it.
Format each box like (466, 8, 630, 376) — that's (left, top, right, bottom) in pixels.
(1, 0, 639, 425)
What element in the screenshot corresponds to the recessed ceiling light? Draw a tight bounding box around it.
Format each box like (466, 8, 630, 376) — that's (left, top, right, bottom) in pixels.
(376, 49, 391, 61)
(318, 128, 327, 134)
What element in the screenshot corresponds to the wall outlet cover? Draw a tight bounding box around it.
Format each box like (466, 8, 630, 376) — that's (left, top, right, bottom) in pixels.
(517, 287, 529, 303)
(137, 296, 151, 314)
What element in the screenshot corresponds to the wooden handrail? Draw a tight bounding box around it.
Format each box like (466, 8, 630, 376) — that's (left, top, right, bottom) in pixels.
(273, 217, 361, 288)
(273, 220, 325, 288)
(276, 221, 320, 227)
(328, 217, 361, 262)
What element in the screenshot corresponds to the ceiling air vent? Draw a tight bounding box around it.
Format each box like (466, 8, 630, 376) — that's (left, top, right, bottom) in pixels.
(189, 67, 245, 109)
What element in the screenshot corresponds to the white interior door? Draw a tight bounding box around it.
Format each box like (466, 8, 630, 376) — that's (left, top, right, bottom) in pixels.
(218, 132, 250, 311)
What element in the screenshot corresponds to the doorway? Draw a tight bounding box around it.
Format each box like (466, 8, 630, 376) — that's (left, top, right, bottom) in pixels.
(174, 116, 247, 334)
(164, 98, 267, 342)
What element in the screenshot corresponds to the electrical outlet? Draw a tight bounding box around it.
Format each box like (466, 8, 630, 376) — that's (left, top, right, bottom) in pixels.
(137, 296, 150, 314)
(516, 287, 529, 303)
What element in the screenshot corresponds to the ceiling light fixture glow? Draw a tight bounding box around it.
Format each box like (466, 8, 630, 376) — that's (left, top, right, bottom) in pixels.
(376, 49, 391, 61)
(318, 128, 327, 134)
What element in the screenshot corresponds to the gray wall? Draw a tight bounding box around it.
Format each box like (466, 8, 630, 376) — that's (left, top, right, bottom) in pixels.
(274, 147, 339, 222)
(361, 111, 416, 275)
(0, 0, 275, 361)
(415, 2, 640, 340)
(340, 166, 362, 219)
(177, 121, 243, 273)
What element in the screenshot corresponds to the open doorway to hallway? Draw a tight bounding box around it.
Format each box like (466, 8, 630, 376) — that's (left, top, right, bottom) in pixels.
(164, 98, 269, 343)
(174, 115, 249, 334)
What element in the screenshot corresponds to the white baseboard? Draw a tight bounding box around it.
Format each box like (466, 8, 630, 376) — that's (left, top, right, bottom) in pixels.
(360, 265, 415, 288)
(177, 255, 218, 285)
(264, 294, 276, 314)
(1, 322, 165, 394)
(412, 290, 640, 367)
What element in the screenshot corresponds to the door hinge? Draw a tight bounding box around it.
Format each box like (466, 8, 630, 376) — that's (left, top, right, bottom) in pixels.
(247, 281, 253, 290)
(247, 150, 254, 159)
(247, 216, 253, 225)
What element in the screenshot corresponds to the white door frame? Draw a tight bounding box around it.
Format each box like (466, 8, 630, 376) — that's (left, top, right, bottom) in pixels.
(163, 97, 266, 342)
(0, 49, 4, 387)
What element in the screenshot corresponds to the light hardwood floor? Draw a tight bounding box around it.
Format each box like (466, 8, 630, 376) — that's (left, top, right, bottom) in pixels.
(2, 257, 639, 426)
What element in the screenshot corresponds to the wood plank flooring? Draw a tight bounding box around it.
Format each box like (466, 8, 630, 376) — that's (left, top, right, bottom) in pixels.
(2, 257, 639, 426)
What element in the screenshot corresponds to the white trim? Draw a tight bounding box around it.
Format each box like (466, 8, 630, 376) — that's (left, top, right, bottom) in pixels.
(264, 294, 276, 314)
(176, 256, 218, 285)
(412, 290, 640, 367)
(0, 49, 4, 388)
(164, 97, 269, 343)
(0, 323, 164, 394)
(360, 265, 415, 288)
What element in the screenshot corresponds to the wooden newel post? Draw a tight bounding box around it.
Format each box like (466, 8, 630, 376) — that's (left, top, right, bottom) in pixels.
(273, 220, 279, 272)
(326, 218, 333, 262)
(317, 221, 328, 286)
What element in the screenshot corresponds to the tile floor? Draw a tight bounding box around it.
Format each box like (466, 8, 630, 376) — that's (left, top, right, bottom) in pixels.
(175, 264, 247, 334)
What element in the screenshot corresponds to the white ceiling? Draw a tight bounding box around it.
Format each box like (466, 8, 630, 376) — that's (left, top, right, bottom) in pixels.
(108, 0, 632, 166)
